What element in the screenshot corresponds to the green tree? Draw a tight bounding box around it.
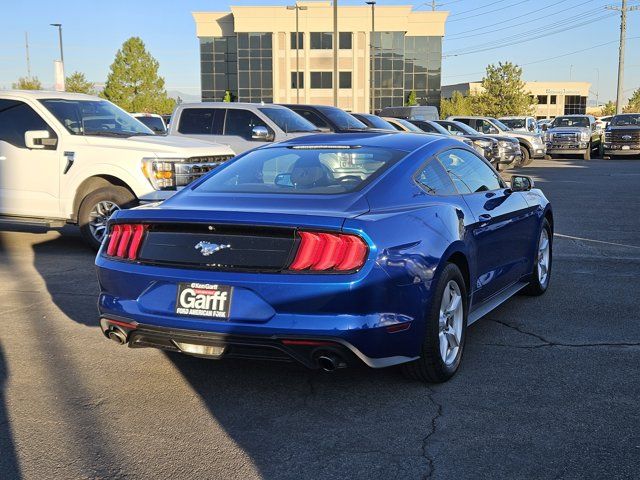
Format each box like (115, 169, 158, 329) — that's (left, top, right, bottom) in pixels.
(223, 90, 233, 102)
(102, 37, 175, 114)
(599, 101, 616, 116)
(440, 91, 476, 117)
(624, 87, 640, 113)
(405, 90, 417, 106)
(65, 71, 96, 94)
(474, 62, 536, 117)
(12, 76, 42, 90)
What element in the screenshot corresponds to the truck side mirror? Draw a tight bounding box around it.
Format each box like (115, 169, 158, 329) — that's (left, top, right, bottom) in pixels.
(251, 126, 273, 141)
(541, 124, 548, 132)
(25, 130, 56, 150)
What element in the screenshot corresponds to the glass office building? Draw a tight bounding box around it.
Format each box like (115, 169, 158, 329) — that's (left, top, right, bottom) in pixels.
(194, 3, 448, 112)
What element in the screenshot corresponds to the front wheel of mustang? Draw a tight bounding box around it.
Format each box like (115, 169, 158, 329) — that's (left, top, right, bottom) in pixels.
(402, 263, 467, 383)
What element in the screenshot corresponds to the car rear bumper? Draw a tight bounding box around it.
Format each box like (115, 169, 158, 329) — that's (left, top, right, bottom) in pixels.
(99, 315, 419, 369)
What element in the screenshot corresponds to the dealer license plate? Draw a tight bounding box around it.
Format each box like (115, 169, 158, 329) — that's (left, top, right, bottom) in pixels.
(175, 282, 233, 319)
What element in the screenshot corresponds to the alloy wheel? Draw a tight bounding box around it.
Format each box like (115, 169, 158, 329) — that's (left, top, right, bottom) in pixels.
(88, 201, 120, 244)
(538, 228, 550, 286)
(438, 280, 463, 365)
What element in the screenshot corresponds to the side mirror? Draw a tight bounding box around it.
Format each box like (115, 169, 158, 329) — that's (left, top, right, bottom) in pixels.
(25, 130, 54, 149)
(251, 125, 273, 141)
(541, 124, 548, 132)
(510, 175, 534, 192)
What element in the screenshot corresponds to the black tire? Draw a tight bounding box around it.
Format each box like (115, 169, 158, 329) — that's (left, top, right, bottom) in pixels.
(597, 142, 604, 158)
(520, 145, 533, 166)
(78, 186, 137, 250)
(583, 143, 591, 160)
(402, 263, 468, 383)
(522, 218, 553, 296)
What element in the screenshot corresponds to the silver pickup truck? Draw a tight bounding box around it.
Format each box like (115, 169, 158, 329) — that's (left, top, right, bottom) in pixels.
(543, 115, 603, 160)
(447, 116, 546, 166)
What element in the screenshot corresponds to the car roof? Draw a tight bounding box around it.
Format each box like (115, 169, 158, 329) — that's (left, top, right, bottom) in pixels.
(261, 131, 444, 152)
(282, 104, 343, 112)
(178, 102, 291, 110)
(131, 112, 162, 118)
(0, 90, 101, 101)
(499, 116, 532, 119)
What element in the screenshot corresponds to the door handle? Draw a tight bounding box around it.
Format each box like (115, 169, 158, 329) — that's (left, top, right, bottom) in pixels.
(478, 213, 492, 221)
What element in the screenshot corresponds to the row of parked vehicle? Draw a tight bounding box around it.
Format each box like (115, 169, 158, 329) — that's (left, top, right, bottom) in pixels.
(2, 89, 637, 250)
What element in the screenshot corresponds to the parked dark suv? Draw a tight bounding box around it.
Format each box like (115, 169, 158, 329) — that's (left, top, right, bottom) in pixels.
(280, 105, 382, 133)
(603, 113, 640, 159)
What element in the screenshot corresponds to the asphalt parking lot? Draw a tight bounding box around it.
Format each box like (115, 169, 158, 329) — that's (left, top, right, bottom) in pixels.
(1, 157, 639, 480)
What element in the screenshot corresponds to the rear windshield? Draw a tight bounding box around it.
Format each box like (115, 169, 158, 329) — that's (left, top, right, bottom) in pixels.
(194, 146, 405, 195)
(258, 107, 318, 132)
(136, 116, 166, 133)
(610, 114, 640, 127)
(321, 108, 367, 130)
(358, 115, 395, 130)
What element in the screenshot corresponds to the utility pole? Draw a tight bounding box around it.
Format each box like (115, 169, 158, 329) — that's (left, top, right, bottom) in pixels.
(606, 0, 639, 114)
(366, 1, 376, 113)
(287, 4, 307, 103)
(50, 23, 64, 63)
(25, 32, 31, 78)
(333, 0, 338, 107)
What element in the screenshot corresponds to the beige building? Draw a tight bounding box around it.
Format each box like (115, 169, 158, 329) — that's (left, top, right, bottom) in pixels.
(442, 81, 592, 119)
(193, 2, 448, 112)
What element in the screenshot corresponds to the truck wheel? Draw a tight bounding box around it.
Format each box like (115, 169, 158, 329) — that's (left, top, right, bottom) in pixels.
(583, 143, 591, 160)
(520, 146, 533, 166)
(402, 263, 467, 383)
(597, 142, 605, 158)
(78, 186, 137, 250)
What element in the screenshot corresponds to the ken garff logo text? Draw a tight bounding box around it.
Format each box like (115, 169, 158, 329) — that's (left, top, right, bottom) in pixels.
(195, 241, 231, 256)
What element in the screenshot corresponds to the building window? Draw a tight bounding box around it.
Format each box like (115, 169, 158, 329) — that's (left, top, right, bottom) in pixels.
(537, 95, 548, 105)
(236, 32, 273, 103)
(339, 71, 352, 89)
(200, 36, 238, 102)
(310, 71, 332, 88)
(310, 32, 332, 49)
(291, 72, 304, 88)
(290, 32, 303, 49)
(564, 95, 587, 115)
(339, 32, 352, 50)
(550, 95, 557, 105)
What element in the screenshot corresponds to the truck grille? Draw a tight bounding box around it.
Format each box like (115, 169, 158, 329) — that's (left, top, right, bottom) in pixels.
(552, 132, 579, 143)
(606, 130, 640, 146)
(175, 155, 235, 187)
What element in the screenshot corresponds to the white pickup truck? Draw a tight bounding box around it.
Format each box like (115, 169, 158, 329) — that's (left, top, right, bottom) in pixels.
(0, 91, 234, 248)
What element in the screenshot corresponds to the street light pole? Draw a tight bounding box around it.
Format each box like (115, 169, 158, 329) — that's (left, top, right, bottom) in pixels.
(366, 1, 376, 114)
(50, 23, 64, 63)
(287, 4, 308, 103)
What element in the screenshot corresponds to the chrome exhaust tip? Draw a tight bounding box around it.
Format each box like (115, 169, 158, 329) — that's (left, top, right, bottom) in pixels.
(317, 354, 339, 372)
(107, 327, 127, 345)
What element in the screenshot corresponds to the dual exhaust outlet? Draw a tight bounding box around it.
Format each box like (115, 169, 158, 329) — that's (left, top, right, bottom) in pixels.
(106, 326, 127, 345)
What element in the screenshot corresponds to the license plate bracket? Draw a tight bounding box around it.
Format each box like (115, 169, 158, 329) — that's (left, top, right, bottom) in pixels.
(175, 282, 233, 319)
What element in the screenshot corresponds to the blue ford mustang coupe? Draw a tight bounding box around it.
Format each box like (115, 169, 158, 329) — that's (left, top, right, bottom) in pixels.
(96, 132, 552, 382)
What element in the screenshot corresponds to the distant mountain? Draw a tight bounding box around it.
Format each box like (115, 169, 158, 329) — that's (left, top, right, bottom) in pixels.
(168, 90, 200, 103)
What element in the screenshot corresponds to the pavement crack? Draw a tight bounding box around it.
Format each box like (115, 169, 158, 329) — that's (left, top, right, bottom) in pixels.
(421, 386, 443, 480)
(486, 318, 640, 349)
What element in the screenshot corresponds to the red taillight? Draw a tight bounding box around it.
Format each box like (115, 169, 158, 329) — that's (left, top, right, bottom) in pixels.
(289, 230, 368, 272)
(105, 223, 147, 260)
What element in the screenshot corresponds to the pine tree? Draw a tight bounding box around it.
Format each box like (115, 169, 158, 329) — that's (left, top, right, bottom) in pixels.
(12, 77, 42, 90)
(405, 90, 417, 106)
(475, 62, 536, 117)
(223, 90, 232, 102)
(624, 88, 640, 113)
(102, 37, 175, 114)
(65, 71, 95, 94)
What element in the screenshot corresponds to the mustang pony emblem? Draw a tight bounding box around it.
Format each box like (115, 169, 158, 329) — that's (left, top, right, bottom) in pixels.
(195, 241, 231, 256)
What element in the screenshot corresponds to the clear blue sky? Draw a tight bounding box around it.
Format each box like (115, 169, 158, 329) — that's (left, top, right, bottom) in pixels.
(2, 0, 639, 104)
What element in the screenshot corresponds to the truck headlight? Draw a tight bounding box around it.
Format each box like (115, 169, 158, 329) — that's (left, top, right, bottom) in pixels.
(474, 139, 493, 149)
(497, 140, 511, 148)
(580, 131, 590, 142)
(142, 158, 182, 190)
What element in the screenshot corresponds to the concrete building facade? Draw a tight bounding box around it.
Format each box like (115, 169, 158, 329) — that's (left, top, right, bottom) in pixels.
(442, 81, 592, 119)
(193, 2, 448, 112)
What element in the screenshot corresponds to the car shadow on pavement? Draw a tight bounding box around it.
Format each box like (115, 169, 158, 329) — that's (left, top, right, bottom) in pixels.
(165, 351, 442, 479)
(0, 343, 22, 479)
(30, 231, 99, 328)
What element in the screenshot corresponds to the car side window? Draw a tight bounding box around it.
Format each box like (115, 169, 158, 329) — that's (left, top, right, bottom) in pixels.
(0, 99, 56, 149)
(178, 108, 224, 135)
(437, 148, 502, 194)
(415, 159, 458, 196)
(224, 109, 268, 139)
(477, 120, 498, 135)
(295, 109, 330, 130)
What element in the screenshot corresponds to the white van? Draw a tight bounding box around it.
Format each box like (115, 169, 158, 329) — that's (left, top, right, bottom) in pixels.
(0, 91, 234, 248)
